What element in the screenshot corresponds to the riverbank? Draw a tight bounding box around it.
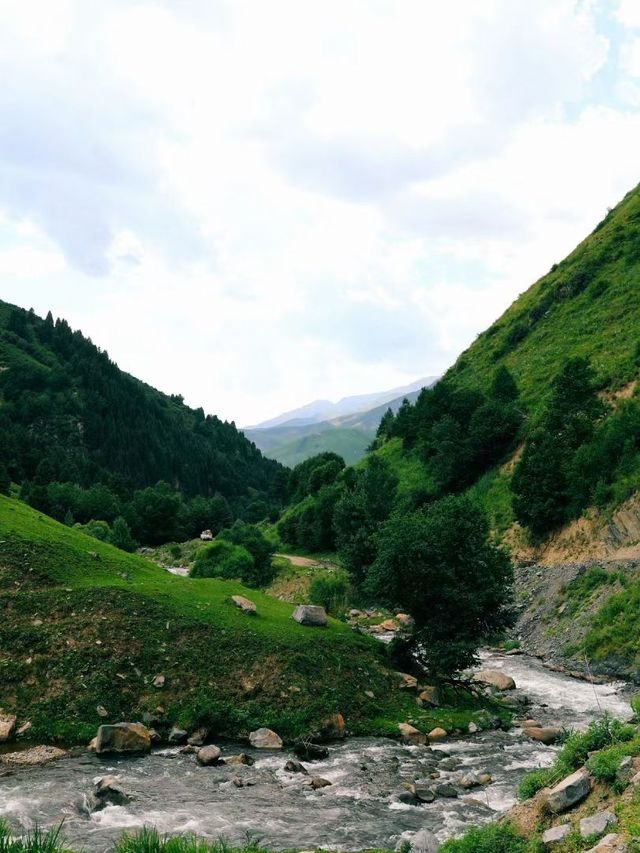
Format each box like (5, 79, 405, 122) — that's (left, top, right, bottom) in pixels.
(0, 652, 632, 851)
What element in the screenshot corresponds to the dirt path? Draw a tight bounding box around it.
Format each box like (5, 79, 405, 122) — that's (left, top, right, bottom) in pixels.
(276, 553, 325, 568)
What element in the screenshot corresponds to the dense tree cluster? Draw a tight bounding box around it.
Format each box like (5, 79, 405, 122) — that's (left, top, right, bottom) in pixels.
(513, 356, 640, 536)
(0, 302, 286, 545)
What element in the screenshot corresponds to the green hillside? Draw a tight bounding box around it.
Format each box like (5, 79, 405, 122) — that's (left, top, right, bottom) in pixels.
(0, 494, 496, 744)
(451, 185, 640, 410)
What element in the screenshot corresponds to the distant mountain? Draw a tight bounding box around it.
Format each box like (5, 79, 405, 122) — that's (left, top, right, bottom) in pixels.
(246, 377, 436, 430)
(244, 379, 438, 467)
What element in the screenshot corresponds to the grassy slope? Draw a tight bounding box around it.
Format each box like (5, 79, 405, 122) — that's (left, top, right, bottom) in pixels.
(450, 185, 640, 412)
(0, 496, 499, 744)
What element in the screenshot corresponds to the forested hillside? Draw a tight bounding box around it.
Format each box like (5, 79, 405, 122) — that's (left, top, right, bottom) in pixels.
(277, 184, 640, 671)
(0, 301, 285, 540)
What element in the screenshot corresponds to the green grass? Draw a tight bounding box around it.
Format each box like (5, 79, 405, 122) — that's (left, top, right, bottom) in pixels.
(0, 820, 72, 853)
(0, 495, 498, 744)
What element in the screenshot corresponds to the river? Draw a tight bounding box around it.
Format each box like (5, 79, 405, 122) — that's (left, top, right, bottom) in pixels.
(0, 652, 632, 852)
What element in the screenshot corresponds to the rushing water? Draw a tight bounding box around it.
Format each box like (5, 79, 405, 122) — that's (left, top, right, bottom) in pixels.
(0, 653, 632, 852)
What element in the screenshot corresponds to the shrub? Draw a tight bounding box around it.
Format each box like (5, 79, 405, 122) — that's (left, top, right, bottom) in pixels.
(76, 518, 111, 542)
(439, 822, 532, 853)
(308, 571, 350, 615)
(190, 540, 255, 582)
(218, 521, 276, 587)
(518, 767, 557, 800)
(587, 747, 622, 784)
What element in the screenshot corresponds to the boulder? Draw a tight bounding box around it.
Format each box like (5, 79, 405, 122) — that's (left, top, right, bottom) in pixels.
(309, 777, 332, 790)
(223, 753, 254, 766)
(467, 722, 478, 734)
(410, 828, 439, 853)
(395, 613, 414, 627)
(458, 772, 480, 789)
(292, 605, 327, 627)
(187, 728, 209, 746)
(473, 670, 516, 691)
(542, 824, 571, 845)
(93, 775, 131, 809)
(0, 745, 67, 767)
(525, 726, 561, 745)
(95, 723, 151, 755)
(284, 759, 308, 774)
(15, 721, 32, 737)
(547, 767, 591, 813)
(231, 595, 257, 615)
(293, 741, 329, 760)
(249, 728, 283, 749)
(315, 713, 346, 741)
(0, 714, 17, 743)
(96, 705, 108, 718)
(396, 672, 419, 690)
(414, 781, 435, 802)
(433, 782, 457, 798)
(428, 727, 447, 742)
(584, 835, 627, 853)
(196, 745, 222, 766)
(398, 723, 427, 745)
(478, 773, 492, 785)
(580, 811, 617, 839)
(417, 686, 440, 708)
(378, 619, 399, 632)
(168, 727, 188, 745)
(152, 674, 166, 688)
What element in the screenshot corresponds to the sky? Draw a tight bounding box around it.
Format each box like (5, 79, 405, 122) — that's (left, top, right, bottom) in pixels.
(2, 1, 640, 426)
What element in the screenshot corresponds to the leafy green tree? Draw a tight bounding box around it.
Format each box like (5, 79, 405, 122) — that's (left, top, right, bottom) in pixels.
(367, 495, 514, 676)
(109, 516, 137, 552)
(218, 520, 276, 586)
(334, 455, 397, 587)
(126, 481, 182, 545)
(288, 452, 345, 502)
(512, 430, 569, 536)
(79, 519, 111, 541)
(190, 539, 254, 581)
(490, 365, 519, 403)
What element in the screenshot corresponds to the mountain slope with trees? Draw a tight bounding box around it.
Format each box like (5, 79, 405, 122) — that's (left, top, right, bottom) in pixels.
(0, 300, 286, 540)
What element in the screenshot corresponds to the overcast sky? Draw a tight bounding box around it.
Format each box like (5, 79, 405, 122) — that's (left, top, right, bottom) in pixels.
(2, 0, 640, 425)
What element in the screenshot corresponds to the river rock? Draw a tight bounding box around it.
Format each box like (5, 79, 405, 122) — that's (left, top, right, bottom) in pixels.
(188, 728, 209, 746)
(292, 605, 327, 627)
(399, 723, 427, 745)
(473, 670, 516, 691)
(293, 741, 329, 760)
(525, 726, 561, 744)
(458, 772, 480, 789)
(93, 775, 131, 809)
(95, 723, 151, 755)
(396, 672, 419, 690)
(0, 745, 68, 767)
(428, 727, 447, 742)
(547, 767, 591, 813)
(580, 811, 617, 839)
(542, 824, 571, 845)
(467, 722, 478, 734)
(168, 727, 188, 745)
(414, 781, 435, 802)
(0, 714, 17, 743)
(249, 728, 283, 749)
(410, 828, 440, 853)
(478, 772, 492, 785)
(433, 782, 457, 798)
(196, 745, 222, 766)
(309, 777, 332, 789)
(232, 595, 257, 615)
(284, 759, 308, 774)
(396, 613, 414, 627)
(417, 686, 440, 707)
(378, 619, 399, 631)
(152, 674, 166, 688)
(223, 753, 254, 766)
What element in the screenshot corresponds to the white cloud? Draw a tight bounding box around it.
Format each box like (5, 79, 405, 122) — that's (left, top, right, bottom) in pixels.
(0, 0, 639, 425)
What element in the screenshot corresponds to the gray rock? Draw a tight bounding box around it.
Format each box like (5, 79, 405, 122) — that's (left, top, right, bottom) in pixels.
(414, 781, 435, 803)
(580, 810, 617, 839)
(93, 775, 131, 810)
(433, 782, 457, 798)
(284, 759, 308, 774)
(231, 595, 257, 615)
(542, 824, 571, 845)
(249, 728, 283, 749)
(584, 834, 628, 852)
(309, 776, 332, 789)
(410, 828, 440, 853)
(187, 728, 209, 746)
(223, 753, 254, 766)
(458, 772, 480, 789)
(293, 742, 329, 760)
(547, 767, 591, 813)
(292, 605, 328, 627)
(168, 727, 188, 745)
(196, 745, 222, 766)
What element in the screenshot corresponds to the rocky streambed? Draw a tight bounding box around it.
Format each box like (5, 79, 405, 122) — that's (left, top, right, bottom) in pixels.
(0, 653, 632, 852)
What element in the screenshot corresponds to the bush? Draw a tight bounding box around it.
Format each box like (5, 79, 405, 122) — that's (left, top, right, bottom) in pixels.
(218, 521, 276, 587)
(517, 767, 557, 800)
(587, 747, 622, 784)
(190, 540, 254, 582)
(108, 517, 137, 553)
(439, 822, 532, 853)
(76, 519, 111, 542)
(308, 571, 350, 615)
